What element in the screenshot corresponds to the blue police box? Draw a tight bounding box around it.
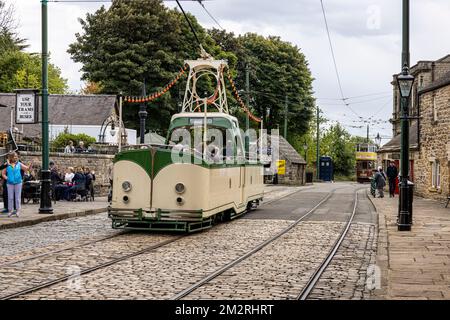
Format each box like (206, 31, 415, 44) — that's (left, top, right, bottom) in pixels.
(319, 156, 334, 182)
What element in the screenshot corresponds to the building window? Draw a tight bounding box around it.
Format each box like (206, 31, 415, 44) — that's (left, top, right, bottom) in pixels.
(431, 160, 440, 189)
(432, 95, 438, 123)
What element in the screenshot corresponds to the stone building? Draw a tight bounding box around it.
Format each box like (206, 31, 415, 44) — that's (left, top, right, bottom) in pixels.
(414, 70, 450, 201)
(378, 54, 450, 201)
(275, 136, 307, 185)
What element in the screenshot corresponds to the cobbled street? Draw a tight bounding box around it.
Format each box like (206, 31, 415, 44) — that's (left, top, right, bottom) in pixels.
(0, 183, 378, 300)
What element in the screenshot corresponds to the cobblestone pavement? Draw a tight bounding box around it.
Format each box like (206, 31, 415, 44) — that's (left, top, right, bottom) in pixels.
(370, 192, 450, 300)
(16, 219, 294, 299)
(307, 223, 377, 300)
(181, 221, 344, 300)
(1, 232, 174, 298)
(0, 212, 119, 266)
(0, 183, 378, 300)
(0, 198, 108, 230)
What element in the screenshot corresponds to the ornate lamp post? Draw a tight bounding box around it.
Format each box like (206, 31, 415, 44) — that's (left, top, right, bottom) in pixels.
(397, 65, 414, 231)
(375, 133, 381, 148)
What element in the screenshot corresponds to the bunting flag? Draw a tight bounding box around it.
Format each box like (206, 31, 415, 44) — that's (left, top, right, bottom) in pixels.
(124, 64, 188, 103)
(226, 70, 262, 123)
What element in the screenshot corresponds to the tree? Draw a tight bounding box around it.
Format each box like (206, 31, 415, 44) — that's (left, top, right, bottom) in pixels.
(81, 81, 103, 95)
(0, 1, 27, 52)
(0, 50, 68, 93)
(51, 132, 96, 149)
(68, 0, 234, 136)
(209, 30, 315, 138)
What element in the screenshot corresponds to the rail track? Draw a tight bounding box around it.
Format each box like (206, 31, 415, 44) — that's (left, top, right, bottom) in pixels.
(1, 185, 364, 300)
(171, 186, 364, 300)
(296, 189, 360, 300)
(0, 234, 185, 300)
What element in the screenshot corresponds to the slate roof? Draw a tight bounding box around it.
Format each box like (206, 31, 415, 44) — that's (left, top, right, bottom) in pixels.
(418, 71, 450, 95)
(0, 93, 117, 138)
(378, 120, 418, 153)
(278, 135, 306, 164)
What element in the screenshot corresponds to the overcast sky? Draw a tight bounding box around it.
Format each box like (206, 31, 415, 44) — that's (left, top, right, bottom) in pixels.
(9, 0, 450, 141)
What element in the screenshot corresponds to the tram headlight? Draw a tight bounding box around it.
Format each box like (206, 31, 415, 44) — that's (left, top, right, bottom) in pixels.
(122, 181, 132, 192)
(175, 183, 185, 194)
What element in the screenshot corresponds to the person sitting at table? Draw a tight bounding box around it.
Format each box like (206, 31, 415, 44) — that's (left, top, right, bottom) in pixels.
(75, 141, 87, 153)
(55, 167, 74, 201)
(66, 166, 86, 201)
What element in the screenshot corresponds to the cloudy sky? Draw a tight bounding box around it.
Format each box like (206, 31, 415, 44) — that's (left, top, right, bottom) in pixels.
(9, 0, 450, 141)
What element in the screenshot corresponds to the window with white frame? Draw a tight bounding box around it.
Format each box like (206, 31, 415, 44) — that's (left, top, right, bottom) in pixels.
(431, 160, 440, 189)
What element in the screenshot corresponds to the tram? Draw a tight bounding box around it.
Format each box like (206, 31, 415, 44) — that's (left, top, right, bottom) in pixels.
(108, 53, 265, 232)
(355, 143, 377, 183)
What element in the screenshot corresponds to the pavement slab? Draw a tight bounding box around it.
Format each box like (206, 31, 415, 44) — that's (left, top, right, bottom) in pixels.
(368, 190, 450, 300)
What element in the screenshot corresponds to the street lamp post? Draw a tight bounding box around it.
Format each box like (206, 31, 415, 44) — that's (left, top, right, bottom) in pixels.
(375, 133, 381, 148)
(397, 65, 414, 231)
(39, 0, 52, 214)
(139, 80, 148, 144)
(303, 143, 308, 164)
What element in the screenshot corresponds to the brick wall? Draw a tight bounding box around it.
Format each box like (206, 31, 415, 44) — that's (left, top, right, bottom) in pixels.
(18, 151, 114, 196)
(415, 85, 450, 201)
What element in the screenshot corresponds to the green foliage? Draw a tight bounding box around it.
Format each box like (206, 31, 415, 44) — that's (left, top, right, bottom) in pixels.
(68, 0, 234, 136)
(68, 0, 314, 138)
(51, 132, 96, 149)
(298, 120, 370, 177)
(210, 30, 315, 136)
(0, 50, 68, 93)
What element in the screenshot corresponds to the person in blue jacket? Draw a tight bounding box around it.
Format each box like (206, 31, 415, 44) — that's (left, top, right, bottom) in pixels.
(1, 152, 32, 217)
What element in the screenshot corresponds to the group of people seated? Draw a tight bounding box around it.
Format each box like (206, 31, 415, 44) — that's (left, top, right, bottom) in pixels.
(64, 140, 92, 154)
(50, 161, 95, 201)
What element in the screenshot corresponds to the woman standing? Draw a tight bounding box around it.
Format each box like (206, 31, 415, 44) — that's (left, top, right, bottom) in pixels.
(1, 152, 32, 217)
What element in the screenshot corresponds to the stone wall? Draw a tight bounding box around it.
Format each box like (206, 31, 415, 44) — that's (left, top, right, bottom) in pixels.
(18, 151, 114, 196)
(415, 84, 450, 202)
(277, 159, 306, 186)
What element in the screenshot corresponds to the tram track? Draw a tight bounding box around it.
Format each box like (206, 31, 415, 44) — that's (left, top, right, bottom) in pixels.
(296, 189, 361, 300)
(1, 185, 362, 300)
(171, 187, 341, 300)
(0, 185, 313, 300)
(171, 185, 366, 300)
(0, 234, 186, 300)
(0, 228, 128, 268)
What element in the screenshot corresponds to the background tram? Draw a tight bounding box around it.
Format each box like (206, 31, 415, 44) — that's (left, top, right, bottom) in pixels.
(355, 143, 377, 183)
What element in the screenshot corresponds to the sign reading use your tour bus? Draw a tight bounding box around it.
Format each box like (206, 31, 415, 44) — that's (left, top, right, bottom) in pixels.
(15, 89, 39, 124)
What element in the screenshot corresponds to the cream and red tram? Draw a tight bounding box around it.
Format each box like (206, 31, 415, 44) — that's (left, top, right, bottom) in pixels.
(108, 55, 265, 232)
(355, 143, 377, 183)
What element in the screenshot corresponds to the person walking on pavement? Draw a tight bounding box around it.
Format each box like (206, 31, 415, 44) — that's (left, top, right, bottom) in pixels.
(1, 152, 32, 217)
(386, 161, 398, 198)
(1, 158, 10, 213)
(374, 166, 387, 198)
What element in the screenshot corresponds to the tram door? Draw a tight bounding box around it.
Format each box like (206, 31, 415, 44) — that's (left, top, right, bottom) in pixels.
(239, 166, 245, 205)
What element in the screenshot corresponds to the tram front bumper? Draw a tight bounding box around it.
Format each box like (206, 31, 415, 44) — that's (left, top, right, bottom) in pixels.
(108, 207, 203, 222)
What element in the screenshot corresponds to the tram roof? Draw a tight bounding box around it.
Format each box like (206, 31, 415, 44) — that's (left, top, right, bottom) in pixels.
(171, 112, 238, 123)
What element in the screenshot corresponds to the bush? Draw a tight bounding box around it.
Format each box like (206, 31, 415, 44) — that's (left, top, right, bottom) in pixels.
(51, 132, 96, 149)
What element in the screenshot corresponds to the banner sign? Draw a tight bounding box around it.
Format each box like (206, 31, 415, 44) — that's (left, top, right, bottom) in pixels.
(15, 89, 39, 124)
(277, 160, 286, 175)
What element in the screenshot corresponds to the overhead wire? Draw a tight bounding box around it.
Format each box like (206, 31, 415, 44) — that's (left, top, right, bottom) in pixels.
(196, 0, 224, 30)
(175, 0, 202, 47)
(319, 0, 361, 119)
